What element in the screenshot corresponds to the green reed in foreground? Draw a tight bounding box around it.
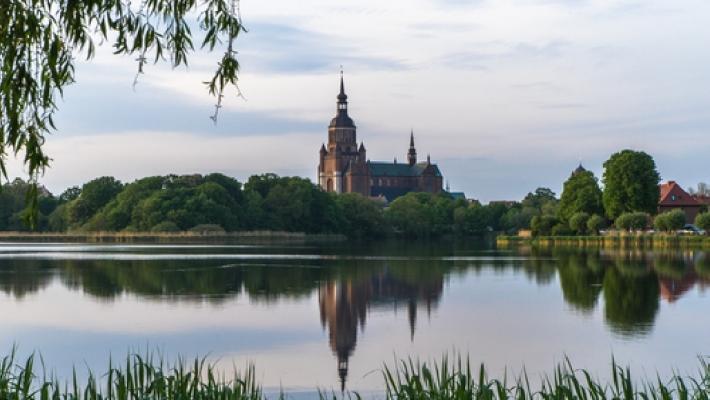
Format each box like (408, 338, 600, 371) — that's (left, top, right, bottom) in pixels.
(0, 351, 708, 399)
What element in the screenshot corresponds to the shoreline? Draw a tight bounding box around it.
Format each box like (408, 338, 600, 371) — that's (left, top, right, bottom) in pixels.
(497, 233, 710, 249)
(0, 230, 347, 244)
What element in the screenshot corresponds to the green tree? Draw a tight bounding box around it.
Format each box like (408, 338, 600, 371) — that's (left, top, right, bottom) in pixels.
(68, 176, 123, 227)
(602, 150, 660, 219)
(615, 212, 650, 232)
(568, 212, 590, 235)
(530, 215, 557, 236)
(385, 192, 454, 238)
(603, 267, 660, 337)
(653, 210, 686, 232)
(558, 169, 603, 221)
(586, 214, 606, 235)
(696, 212, 710, 232)
(453, 204, 490, 235)
(1, 0, 245, 223)
(334, 193, 386, 239)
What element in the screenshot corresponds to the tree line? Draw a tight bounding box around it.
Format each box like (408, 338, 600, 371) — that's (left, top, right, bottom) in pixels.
(1, 149, 708, 238)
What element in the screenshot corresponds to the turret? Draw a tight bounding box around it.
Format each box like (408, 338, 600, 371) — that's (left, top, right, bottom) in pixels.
(407, 130, 417, 166)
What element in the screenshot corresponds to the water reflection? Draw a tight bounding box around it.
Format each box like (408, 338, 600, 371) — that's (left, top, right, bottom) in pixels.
(0, 243, 708, 389)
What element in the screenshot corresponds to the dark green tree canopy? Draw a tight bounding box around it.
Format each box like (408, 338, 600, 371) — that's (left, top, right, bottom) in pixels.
(602, 150, 660, 219)
(559, 170, 603, 221)
(1, 0, 245, 224)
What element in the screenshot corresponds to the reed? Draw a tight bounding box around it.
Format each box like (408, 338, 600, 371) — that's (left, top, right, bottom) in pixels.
(0, 351, 708, 399)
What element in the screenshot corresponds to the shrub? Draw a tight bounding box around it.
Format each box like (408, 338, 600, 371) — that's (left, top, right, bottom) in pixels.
(654, 210, 686, 232)
(151, 221, 181, 232)
(530, 215, 557, 236)
(189, 224, 226, 234)
(615, 212, 650, 231)
(587, 214, 605, 235)
(695, 212, 710, 232)
(568, 212, 590, 235)
(551, 223, 573, 236)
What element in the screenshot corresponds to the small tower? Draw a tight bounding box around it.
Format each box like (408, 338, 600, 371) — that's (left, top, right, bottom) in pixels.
(407, 130, 417, 166)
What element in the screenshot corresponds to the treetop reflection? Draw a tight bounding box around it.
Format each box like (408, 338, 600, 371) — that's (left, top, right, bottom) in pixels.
(0, 243, 709, 389)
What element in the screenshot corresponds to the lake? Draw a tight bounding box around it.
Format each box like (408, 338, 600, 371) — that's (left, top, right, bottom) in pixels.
(0, 241, 708, 396)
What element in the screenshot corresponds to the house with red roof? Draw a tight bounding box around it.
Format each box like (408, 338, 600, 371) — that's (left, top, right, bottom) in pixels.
(658, 181, 704, 222)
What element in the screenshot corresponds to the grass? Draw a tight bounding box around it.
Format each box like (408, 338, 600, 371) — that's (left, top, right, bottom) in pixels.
(0, 230, 346, 243)
(0, 351, 708, 399)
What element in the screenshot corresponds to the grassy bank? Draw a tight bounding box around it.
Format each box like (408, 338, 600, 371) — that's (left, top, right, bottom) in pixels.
(0, 230, 347, 244)
(1, 352, 708, 399)
(498, 233, 710, 249)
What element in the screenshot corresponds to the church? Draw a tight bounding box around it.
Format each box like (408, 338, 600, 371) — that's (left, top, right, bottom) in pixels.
(317, 75, 443, 201)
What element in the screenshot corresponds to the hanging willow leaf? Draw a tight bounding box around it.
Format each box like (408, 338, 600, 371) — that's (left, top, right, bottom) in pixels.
(0, 0, 245, 228)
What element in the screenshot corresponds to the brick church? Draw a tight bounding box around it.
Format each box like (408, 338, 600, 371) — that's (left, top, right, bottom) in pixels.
(318, 75, 443, 201)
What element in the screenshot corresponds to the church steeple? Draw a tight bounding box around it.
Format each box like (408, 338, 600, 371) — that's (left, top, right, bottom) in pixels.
(407, 130, 417, 166)
(329, 70, 355, 129)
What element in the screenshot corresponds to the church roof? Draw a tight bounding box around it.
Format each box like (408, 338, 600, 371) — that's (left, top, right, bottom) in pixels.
(368, 161, 442, 177)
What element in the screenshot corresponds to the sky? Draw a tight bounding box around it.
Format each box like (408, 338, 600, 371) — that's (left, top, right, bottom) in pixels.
(6, 0, 710, 202)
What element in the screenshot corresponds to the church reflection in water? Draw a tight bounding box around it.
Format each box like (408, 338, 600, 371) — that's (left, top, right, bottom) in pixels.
(0, 245, 710, 390)
(318, 268, 443, 391)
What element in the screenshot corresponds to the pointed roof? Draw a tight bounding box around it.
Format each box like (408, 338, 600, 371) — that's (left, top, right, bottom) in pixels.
(573, 163, 587, 175)
(330, 73, 355, 129)
(409, 130, 415, 148)
(659, 181, 701, 206)
(338, 71, 347, 102)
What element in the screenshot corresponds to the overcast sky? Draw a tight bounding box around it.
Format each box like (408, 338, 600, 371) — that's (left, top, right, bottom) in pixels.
(6, 0, 710, 202)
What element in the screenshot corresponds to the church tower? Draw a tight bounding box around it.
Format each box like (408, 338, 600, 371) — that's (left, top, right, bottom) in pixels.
(407, 130, 417, 166)
(319, 73, 365, 194)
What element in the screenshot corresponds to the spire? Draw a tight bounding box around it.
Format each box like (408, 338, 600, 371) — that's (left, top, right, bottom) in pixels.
(320, 143, 327, 154)
(338, 68, 347, 102)
(407, 129, 417, 166)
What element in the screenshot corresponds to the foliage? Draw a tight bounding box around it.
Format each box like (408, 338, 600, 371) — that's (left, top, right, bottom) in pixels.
(386, 192, 455, 237)
(653, 210, 686, 232)
(551, 223, 573, 236)
(334, 193, 386, 239)
(189, 224, 226, 234)
(151, 221, 181, 232)
(559, 170, 603, 221)
(696, 212, 710, 232)
(568, 212, 590, 235)
(0, 178, 58, 231)
(530, 215, 558, 236)
(586, 214, 606, 234)
(0, 0, 245, 224)
(615, 212, 651, 232)
(602, 150, 660, 219)
(68, 176, 124, 227)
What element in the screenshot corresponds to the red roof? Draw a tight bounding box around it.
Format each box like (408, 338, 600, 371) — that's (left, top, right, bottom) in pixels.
(693, 195, 710, 205)
(659, 181, 701, 207)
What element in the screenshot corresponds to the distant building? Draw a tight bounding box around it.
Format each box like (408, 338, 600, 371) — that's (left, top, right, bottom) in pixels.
(318, 74, 443, 202)
(658, 181, 704, 222)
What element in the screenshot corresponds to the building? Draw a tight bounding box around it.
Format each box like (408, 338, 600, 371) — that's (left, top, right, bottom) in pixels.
(318, 75, 443, 202)
(658, 180, 704, 222)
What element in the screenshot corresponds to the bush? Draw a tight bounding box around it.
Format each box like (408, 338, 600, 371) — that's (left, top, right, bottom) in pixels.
(551, 223, 573, 236)
(587, 214, 605, 235)
(151, 221, 181, 232)
(654, 210, 686, 232)
(568, 212, 590, 235)
(695, 212, 710, 232)
(188, 224, 226, 234)
(615, 212, 650, 231)
(530, 215, 557, 236)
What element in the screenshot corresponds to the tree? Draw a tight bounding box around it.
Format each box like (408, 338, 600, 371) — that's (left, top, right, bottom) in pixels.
(602, 150, 660, 219)
(68, 176, 123, 227)
(530, 215, 557, 236)
(696, 212, 710, 232)
(653, 210, 686, 232)
(558, 170, 603, 221)
(615, 212, 650, 232)
(568, 212, 590, 235)
(1, 0, 245, 223)
(334, 193, 386, 239)
(587, 214, 606, 235)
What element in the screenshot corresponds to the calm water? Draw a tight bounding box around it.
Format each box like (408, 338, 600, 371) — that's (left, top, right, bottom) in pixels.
(0, 241, 708, 395)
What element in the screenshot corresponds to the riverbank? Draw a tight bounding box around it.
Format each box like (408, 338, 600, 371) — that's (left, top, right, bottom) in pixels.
(0, 230, 347, 243)
(497, 233, 710, 249)
(0, 352, 707, 399)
